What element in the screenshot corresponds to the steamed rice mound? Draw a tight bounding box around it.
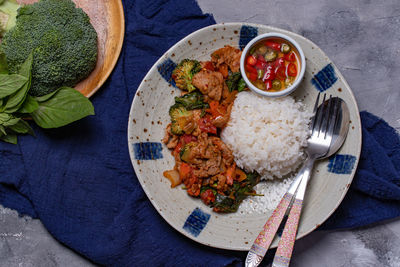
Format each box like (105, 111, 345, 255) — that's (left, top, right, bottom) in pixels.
(221, 92, 311, 180)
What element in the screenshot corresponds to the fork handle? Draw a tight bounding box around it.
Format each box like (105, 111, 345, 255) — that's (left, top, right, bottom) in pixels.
(272, 158, 315, 267)
(245, 173, 304, 267)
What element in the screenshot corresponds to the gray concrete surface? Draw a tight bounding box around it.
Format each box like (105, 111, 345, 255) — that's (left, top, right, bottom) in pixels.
(1, 0, 400, 266)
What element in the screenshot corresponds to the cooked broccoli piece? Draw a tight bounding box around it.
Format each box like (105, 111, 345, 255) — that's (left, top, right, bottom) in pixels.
(169, 104, 194, 135)
(0, 0, 98, 96)
(180, 142, 196, 163)
(226, 72, 246, 92)
(174, 91, 209, 110)
(172, 59, 201, 92)
(0, 0, 19, 37)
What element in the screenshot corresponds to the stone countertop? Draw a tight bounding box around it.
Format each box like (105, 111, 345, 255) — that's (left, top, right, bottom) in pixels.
(1, 0, 400, 266)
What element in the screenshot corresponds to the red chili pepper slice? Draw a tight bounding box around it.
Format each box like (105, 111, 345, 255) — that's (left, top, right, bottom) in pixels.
(263, 65, 275, 81)
(257, 54, 266, 63)
(275, 57, 285, 67)
(200, 189, 216, 205)
(287, 63, 297, 77)
(265, 41, 281, 51)
(275, 66, 286, 80)
(203, 61, 214, 71)
(173, 142, 183, 154)
(248, 72, 257, 81)
(255, 60, 266, 70)
(182, 134, 197, 144)
(198, 117, 217, 134)
(246, 55, 257, 66)
(284, 52, 296, 62)
(246, 64, 258, 75)
(265, 80, 272, 90)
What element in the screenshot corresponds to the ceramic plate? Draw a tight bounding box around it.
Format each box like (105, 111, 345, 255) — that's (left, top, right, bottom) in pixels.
(127, 23, 362, 250)
(16, 0, 125, 97)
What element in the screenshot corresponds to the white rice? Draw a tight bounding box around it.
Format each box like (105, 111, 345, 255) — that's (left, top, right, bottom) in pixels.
(221, 91, 311, 214)
(238, 176, 295, 214)
(221, 91, 311, 181)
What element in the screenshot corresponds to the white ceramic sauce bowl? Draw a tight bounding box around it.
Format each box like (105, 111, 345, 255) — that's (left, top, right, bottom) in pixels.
(240, 32, 306, 97)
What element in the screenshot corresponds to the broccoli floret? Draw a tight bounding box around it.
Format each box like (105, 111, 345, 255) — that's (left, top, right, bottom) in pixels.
(0, 0, 97, 96)
(0, 0, 19, 37)
(226, 72, 246, 92)
(174, 91, 209, 110)
(169, 104, 194, 135)
(172, 59, 201, 92)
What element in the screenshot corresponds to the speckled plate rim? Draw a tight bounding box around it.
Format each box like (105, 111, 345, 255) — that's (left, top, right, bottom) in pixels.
(127, 22, 362, 251)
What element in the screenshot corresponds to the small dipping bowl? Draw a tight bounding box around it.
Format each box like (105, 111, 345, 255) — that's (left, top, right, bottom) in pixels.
(240, 32, 306, 97)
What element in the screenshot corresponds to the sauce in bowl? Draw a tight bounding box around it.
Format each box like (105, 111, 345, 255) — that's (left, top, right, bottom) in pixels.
(244, 38, 301, 92)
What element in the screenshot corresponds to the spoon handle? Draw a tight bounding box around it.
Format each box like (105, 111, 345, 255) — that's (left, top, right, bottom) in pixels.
(272, 159, 314, 267)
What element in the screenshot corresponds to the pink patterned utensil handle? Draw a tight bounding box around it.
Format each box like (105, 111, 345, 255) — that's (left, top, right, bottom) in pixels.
(245, 173, 304, 267)
(272, 198, 304, 267)
(245, 192, 293, 267)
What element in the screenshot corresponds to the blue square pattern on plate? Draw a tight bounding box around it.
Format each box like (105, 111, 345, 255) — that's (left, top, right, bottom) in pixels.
(311, 63, 338, 92)
(133, 142, 163, 160)
(328, 154, 357, 174)
(157, 58, 177, 87)
(239, 25, 258, 50)
(183, 207, 211, 237)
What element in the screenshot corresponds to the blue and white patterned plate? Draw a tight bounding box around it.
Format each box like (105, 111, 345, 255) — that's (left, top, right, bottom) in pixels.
(127, 23, 362, 250)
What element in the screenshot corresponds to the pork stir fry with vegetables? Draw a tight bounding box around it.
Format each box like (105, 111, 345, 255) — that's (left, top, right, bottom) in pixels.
(162, 46, 260, 213)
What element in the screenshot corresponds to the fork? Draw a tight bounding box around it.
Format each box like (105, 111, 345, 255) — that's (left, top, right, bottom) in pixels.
(245, 93, 340, 267)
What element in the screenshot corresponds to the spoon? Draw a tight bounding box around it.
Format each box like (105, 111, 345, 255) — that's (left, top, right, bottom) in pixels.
(245, 94, 350, 267)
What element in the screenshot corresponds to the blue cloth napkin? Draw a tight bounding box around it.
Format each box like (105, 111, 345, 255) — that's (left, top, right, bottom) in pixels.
(0, 0, 400, 266)
(321, 111, 400, 229)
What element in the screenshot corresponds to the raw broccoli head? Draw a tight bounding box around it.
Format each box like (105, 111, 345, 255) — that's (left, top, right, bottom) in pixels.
(169, 104, 194, 135)
(0, 0, 98, 96)
(172, 59, 201, 92)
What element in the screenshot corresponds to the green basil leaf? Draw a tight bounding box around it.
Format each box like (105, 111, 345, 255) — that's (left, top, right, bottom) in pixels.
(0, 133, 17, 144)
(34, 88, 60, 103)
(0, 74, 28, 98)
(31, 87, 95, 129)
(8, 119, 34, 135)
(238, 78, 246, 92)
(0, 112, 11, 124)
(0, 125, 6, 135)
(2, 116, 20, 127)
(3, 53, 33, 113)
(0, 52, 8, 74)
(17, 95, 39, 113)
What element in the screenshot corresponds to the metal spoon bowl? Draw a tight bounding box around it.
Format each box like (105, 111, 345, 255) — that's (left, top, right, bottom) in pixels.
(325, 97, 350, 157)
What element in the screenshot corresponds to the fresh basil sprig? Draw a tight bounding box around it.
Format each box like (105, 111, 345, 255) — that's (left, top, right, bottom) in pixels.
(31, 87, 95, 128)
(0, 53, 95, 144)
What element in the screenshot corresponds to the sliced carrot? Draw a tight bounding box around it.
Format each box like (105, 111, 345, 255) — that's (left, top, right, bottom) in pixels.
(226, 163, 236, 186)
(235, 168, 247, 182)
(179, 162, 191, 179)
